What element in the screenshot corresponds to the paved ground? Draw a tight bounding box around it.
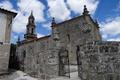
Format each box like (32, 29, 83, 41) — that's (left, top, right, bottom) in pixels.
(51, 65, 80, 80)
(0, 65, 80, 80)
(0, 71, 80, 80)
(51, 72, 80, 80)
(5, 71, 37, 80)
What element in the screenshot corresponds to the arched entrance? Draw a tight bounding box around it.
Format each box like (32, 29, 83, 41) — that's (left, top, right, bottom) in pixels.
(58, 48, 70, 78)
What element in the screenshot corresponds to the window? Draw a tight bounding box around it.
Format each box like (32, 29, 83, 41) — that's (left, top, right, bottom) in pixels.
(27, 28, 29, 33)
(31, 28, 34, 34)
(104, 46, 109, 52)
(23, 50, 26, 58)
(28, 46, 34, 54)
(109, 76, 113, 80)
(67, 34, 70, 42)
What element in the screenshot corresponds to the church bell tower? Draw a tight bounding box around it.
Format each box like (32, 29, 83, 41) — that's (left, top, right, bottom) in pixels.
(24, 12, 37, 40)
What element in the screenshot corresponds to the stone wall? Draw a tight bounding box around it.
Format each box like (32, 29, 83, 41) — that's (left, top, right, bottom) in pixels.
(0, 13, 7, 43)
(54, 15, 101, 64)
(0, 43, 10, 74)
(16, 36, 59, 79)
(0, 12, 14, 43)
(77, 41, 120, 80)
(16, 14, 102, 79)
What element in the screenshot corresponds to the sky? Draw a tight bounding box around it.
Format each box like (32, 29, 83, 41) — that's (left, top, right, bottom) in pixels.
(0, 0, 120, 43)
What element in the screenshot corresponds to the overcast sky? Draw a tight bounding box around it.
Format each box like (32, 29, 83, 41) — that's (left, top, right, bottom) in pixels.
(0, 0, 120, 43)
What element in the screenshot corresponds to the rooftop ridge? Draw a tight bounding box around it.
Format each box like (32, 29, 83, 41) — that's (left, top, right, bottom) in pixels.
(0, 7, 17, 16)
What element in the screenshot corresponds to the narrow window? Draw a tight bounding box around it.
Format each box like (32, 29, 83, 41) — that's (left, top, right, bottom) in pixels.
(109, 76, 113, 80)
(105, 46, 109, 52)
(23, 50, 26, 58)
(27, 28, 29, 33)
(31, 28, 34, 34)
(67, 34, 70, 42)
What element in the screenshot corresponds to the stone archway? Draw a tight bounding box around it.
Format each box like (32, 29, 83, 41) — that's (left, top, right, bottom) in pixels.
(58, 48, 70, 78)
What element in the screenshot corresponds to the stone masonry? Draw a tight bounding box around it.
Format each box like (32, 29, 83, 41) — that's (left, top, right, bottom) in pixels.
(77, 41, 120, 80)
(0, 43, 10, 74)
(16, 5, 102, 79)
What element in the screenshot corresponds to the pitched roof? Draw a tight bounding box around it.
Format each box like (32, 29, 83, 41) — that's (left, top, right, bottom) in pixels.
(51, 15, 84, 27)
(0, 8, 17, 17)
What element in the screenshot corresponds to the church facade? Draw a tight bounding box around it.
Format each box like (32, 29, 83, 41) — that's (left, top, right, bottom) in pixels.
(16, 6, 120, 80)
(16, 5, 101, 79)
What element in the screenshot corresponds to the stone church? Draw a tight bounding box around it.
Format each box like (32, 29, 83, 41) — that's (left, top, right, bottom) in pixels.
(16, 5, 101, 78)
(16, 5, 120, 80)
